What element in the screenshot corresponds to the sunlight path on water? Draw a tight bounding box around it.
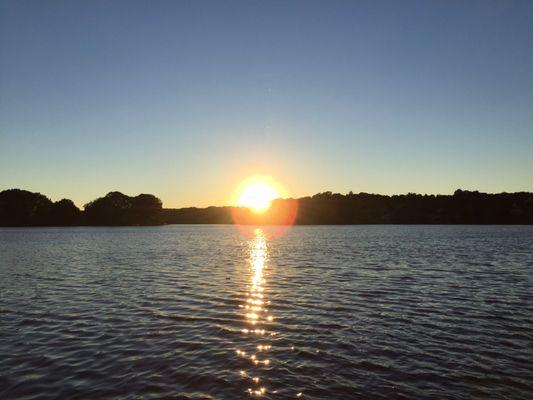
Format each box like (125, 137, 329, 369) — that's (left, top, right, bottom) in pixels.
(2, 226, 532, 399)
(235, 228, 277, 397)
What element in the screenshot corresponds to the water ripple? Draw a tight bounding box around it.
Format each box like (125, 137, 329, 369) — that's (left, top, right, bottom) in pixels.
(0, 225, 532, 399)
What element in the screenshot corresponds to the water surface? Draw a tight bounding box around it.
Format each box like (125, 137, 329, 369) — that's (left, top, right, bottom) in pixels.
(1, 225, 532, 399)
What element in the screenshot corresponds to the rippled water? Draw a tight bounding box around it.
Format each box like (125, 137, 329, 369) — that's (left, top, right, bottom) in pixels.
(1, 225, 532, 399)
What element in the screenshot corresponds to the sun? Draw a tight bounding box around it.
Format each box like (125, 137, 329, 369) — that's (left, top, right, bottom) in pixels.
(238, 182, 278, 213)
(231, 176, 298, 231)
(236, 177, 282, 213)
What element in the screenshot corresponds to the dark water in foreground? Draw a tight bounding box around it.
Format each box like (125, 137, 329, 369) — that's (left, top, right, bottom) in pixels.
(0, 225, 532, 400)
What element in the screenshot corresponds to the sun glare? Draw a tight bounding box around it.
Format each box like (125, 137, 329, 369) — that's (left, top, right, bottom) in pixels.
(237, 181, 279, 213)
(231, 176, 298, 232)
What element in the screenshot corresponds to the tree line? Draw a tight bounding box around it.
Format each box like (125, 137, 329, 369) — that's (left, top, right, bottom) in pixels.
(293, 190, 533, 224)
(0, 189, 162, 226)
(1, 188, 533, 226)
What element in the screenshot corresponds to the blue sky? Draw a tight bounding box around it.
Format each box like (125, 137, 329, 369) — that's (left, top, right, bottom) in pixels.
(1, 0, 532, 207)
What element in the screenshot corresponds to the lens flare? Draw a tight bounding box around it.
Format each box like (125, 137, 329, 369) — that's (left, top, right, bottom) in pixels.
(237, 182, 278, 213)
(231, 176, 298, 235)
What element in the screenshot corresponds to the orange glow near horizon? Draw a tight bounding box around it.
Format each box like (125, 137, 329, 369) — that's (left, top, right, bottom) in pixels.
(237, 182, 278, 213)
(231, 176, 298, 235)
(234, 176, 286, 213)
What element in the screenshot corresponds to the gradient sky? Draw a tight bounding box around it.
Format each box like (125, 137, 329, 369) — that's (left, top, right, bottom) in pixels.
(1, 0, 532, 208)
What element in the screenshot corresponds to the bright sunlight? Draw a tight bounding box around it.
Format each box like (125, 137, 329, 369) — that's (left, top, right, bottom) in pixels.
(237, 182, 279, 213)
(231, 176, 298, 231)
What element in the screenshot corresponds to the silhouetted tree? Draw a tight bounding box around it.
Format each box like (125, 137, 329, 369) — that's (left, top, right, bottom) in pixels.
(0, 189, 54, 226)
(84, 191, 162, 225)
(131, 194, 163, 225)
(50, 199, 81, 226)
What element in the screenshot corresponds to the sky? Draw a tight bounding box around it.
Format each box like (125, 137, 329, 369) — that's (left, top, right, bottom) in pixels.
(1, 0, 532, 208)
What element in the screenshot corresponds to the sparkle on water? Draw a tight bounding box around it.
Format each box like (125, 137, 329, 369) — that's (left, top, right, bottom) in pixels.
(237, 228, 277, 397)
(1, 225, 532, 399)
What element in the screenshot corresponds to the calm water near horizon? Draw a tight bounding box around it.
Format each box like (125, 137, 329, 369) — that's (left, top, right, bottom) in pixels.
(1, 225, 532, 399)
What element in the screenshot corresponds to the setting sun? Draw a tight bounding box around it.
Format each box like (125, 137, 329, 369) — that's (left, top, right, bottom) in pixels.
(237, 181, 279, 213)
(231, 176, 298, 230)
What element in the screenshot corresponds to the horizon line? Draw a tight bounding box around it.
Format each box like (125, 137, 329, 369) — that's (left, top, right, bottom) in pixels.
(3, 186, 533, 210)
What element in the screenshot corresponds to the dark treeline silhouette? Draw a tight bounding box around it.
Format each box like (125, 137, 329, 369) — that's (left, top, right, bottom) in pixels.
(0, 189, 80, 226)
(1, 188, 533, 226)
(84, 191, 163, 225)
(165, 189, 533, 225)
(162, 206, 233, 224)
(0, 189, 162, 226)
(293, 190, 533, 224)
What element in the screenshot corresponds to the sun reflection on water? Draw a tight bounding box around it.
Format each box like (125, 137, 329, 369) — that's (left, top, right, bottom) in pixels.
(236, 228, 274, 397)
